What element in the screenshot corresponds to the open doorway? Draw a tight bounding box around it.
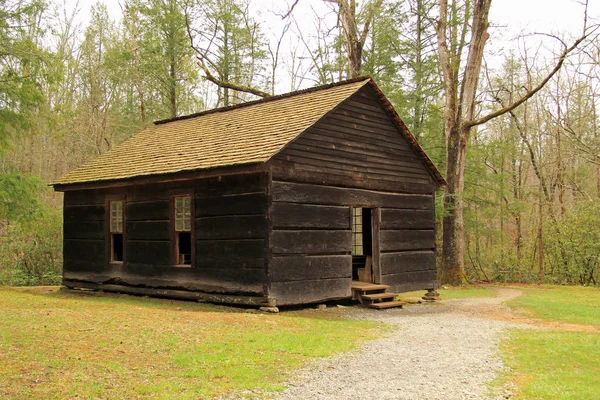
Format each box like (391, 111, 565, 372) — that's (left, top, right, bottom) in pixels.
(351, 207, 373, 282)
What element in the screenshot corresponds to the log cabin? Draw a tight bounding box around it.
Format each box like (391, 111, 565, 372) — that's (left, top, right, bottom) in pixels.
(52, 77, 446, 308)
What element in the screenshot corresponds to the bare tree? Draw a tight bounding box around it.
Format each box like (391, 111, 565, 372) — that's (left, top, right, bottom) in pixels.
(325, 0, 383, 77)
(436, 0, 597, 284)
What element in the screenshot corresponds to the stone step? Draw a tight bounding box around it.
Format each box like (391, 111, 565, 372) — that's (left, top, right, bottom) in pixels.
(368, 300, 406, 310)
(361, 292, 398, 301)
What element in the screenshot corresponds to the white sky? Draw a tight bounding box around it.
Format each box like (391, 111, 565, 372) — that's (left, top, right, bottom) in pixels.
(61, 0, 599, 94)
(69, 0, 598, 36)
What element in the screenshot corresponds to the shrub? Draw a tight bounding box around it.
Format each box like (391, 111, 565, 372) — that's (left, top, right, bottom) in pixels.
(0, 174, 62, 286)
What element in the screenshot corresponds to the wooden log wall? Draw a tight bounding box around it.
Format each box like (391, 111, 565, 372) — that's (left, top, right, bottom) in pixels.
(378, 197, 437, 293)
(268, 181, 437, 304)
(270, 85, 437, 194)
(268, 181, 352, 305)
(63, 172, 269, 297)
(268, 84, 439, 300)
(63, 189, 113, 282)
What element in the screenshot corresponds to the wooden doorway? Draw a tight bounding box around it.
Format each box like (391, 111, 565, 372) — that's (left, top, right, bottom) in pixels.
(351, 207, 381, 283)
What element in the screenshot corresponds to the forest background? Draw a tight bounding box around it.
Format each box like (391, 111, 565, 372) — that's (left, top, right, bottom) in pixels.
(1, 0, 600, 288)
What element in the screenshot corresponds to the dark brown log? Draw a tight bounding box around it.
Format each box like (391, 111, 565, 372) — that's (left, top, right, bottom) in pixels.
(126, 200, 170, 221)
(381, 209, 435, 229)
(380, 230, 435, 252)
(64, 222, 105, 240)
(383, 280, 437, 294)
(271, 181, 434, 208)
(64, 239, 106, 262)
(270, 202, 350, 229)
(63, 280, 269, 305)
(271, 159, 432, 186)
(270, 255, 351, 282)
(269, 277, 352, 305)
(196, 193, 268, 217)
(195, 239, 266, 266)
(125, 263, 266, 284)
(381, 270, 436, 286)
(380, 250, 436, 275)
(126, 240, 171, 265)
(64, 205, 105, 222)
(127, 221, 171, 241)
(63, 260, 110, 274)
(64, 190, 106, 206)
(271, 167, 435, 194)
(196, 215, 268, 240)
(271, 230, 351, 254)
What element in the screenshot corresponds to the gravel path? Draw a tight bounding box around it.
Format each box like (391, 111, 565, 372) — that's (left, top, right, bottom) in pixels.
(273, 288, 533, 400)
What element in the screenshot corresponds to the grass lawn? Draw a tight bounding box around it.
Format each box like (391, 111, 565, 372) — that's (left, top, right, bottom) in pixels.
(439, 285, 497, 299)
(396, 285, 496, 302)
(509, 285, 600, 328)
(0, 287, 382, 399)
(502, 285, 600, 399)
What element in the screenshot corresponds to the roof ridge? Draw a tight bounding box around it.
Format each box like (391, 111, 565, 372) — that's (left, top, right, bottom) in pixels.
(154, 76, 372, 126)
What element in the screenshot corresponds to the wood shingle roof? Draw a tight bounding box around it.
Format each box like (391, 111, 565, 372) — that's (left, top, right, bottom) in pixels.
(53, 78, 445, 187)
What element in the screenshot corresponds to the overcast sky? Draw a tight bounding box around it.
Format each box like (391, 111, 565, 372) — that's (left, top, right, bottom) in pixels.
(62, 0, 599, 93)
(76, 0, 597, 35)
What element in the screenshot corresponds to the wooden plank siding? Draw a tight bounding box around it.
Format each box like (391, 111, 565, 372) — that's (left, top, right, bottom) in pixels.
(270, 85, 436, 191)
(268, 180, 437, 304)
(63, 172, 270, 297)
(267, 85, 439, 300)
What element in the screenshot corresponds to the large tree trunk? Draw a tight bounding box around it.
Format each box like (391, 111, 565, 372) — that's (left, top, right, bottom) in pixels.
(328, 0, 382, 78)
(436, 0, 491, 285)
(441, 122, 469, 284)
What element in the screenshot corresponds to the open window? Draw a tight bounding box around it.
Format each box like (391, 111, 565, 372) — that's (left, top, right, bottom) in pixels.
(352, 207, 373, 282)
(173, 195, 193, 266)
(109, 200, 124, 263)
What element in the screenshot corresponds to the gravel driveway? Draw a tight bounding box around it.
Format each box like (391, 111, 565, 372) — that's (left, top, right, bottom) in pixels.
(273, 288, 531, 400)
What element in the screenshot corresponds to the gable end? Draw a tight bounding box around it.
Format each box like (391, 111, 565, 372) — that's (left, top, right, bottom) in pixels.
(269, 84, 443, 192)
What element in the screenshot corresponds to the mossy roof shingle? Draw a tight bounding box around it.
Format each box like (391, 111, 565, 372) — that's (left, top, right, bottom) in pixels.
(53, 78, 446, 187)
(53, 79, 371, 186)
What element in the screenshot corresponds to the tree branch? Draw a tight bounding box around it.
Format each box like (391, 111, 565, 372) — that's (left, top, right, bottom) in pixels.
(281, 0, 301, 19)
(468, 26, 599, 128)
(184, 5, 270, 99)
(198, 60, 271, 98)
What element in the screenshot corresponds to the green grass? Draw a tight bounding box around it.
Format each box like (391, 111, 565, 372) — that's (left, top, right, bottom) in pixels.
(0, 287, 382, 399)
(501, 285, 600, 399)
(439, 285, 496, 299)
(508, 285, 600, 328)
(397, 285, 496, 302)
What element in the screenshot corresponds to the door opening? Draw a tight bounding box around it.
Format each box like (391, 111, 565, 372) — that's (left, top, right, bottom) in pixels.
(351, 207, 373, 282)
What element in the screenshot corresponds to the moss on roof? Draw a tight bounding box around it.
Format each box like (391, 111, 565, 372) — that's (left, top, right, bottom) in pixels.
(53, 79, 371, 186)
(53, 77, 446, 187)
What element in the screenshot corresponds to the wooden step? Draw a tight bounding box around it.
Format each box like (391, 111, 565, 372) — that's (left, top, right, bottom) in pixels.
(351, 282, 390, 292)
(368, 301, 406, 309)
(361, 292, 398, 301)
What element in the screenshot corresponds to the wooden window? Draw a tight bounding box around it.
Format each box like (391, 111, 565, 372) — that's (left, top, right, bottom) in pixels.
(173, 195, 193, 265)
(351, 207, 363, 256)
(109, 200, 124, 263)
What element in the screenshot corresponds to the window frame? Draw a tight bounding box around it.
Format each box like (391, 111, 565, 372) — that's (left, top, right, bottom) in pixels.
(105, 194, 126, 265)
(351, 207, 364, 256)
(170, 190, 195, 267)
